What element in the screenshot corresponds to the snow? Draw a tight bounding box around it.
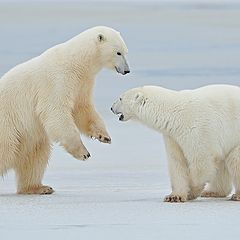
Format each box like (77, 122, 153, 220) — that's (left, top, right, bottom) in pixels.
(1, 1, 240, 239)
(2, 150, 240, 240)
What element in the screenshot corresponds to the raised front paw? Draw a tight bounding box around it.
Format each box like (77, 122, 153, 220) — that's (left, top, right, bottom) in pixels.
(92, 134, 111, 144)
(164, 194, 187, 203)
(72, 149, 90, 160)
(90, 126, 111, 144)
(71, 147, 90, 160)
(65, 143, 90, 161)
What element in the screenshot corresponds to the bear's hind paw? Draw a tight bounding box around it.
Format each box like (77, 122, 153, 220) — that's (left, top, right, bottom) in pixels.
(230, 194, 240, 201)
(201, 191, 227, 198)
(18, 185, 54, 195)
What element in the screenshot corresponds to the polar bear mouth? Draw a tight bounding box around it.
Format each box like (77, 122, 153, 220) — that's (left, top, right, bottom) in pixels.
(115, 66, 130, 75)
(115, 66, 120, 74)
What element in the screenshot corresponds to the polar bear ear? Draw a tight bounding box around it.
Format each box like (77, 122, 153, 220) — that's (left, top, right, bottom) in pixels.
(97, 34, 105, 42)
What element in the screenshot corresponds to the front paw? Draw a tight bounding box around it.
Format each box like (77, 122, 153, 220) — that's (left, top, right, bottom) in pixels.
(92, 134, 111, 144)
(164, 193, 187, 203)
(72, 149, 91, 161)
(90, 127, 111, 144)
(65, 143, 90, 161)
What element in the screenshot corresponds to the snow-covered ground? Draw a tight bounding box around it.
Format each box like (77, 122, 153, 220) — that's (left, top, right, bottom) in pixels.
(1, 2, 240, 239)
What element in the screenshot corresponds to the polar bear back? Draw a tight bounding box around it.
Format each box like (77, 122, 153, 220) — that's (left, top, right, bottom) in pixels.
(139, 84, 240, 157)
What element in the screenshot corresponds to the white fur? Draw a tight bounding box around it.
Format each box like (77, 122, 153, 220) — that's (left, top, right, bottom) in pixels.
(0, 26, 129, 194)
(112, 85, 240, 202)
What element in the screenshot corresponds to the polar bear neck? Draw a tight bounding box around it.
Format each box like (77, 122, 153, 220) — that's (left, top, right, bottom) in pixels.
(39, 38, 103, 106)
(45, 37, 103, 79)
(134, 90, 186, 137)
(68, 41, 102, 77)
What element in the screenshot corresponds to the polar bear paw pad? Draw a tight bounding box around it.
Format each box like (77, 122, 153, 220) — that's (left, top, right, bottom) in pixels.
(201, 191, 227, 198)
(230, 194, 240, 201)
(164, 194, 187, 203)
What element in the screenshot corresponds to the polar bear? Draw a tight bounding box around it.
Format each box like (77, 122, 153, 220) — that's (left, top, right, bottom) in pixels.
(111, 85, 240, 202)
(0, 26, 129, 194)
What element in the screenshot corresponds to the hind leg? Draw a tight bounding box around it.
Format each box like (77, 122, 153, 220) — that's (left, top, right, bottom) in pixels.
(201, 161, 232, 198)
(15, 140, 54, 195)
(187, 152, 217, 201)
(225, 145, 240, 201)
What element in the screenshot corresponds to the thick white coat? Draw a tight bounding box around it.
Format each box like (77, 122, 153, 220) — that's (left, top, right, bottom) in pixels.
(112, 85, 240, 202)
(0, 26, 129, 194)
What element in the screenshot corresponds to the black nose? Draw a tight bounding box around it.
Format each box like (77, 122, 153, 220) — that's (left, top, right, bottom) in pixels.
(119, 114, 124, 121)
(111, 107, 113, 112)
(124, 70, 130, 75)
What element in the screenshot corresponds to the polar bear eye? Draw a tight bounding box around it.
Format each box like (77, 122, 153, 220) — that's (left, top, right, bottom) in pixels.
(117, 52, 122, 56)
(119, 98, 122, 101)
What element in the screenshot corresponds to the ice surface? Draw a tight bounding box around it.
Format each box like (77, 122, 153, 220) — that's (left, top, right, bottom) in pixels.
(1, 2, 240, 239)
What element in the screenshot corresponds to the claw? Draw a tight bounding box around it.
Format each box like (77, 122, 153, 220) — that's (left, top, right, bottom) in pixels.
(164, 194, 187, 203)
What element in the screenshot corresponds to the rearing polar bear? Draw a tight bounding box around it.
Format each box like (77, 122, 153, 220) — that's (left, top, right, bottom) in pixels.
(111, 85, 240, 202)
(0, 26, 129, 194)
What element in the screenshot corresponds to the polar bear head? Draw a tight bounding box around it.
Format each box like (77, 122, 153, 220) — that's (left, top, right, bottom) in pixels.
(92, 26, 130, 75)
(111, 87, 147, 121)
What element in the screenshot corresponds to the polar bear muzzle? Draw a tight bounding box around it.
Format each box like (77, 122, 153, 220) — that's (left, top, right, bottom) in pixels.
(115, 55, 130, 75)
(110, 106, 124, 121)
(119, 114, 124, 121)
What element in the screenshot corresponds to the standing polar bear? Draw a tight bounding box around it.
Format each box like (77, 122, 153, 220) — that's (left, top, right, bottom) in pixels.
(0, 26, 129, 194)
(111, 85, 240, 202)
